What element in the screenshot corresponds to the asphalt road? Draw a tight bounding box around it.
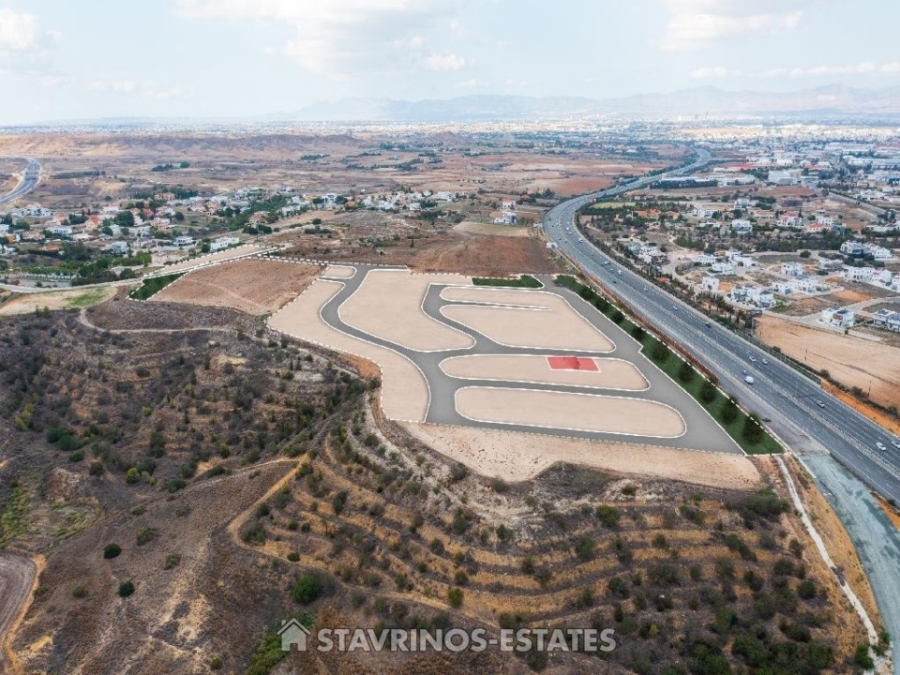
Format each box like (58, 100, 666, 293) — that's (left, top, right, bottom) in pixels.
(544, 154, 900, 671)
(317, 266, 738, 451)
(543, 152, 900, 502)
(0, 158, 41, 207)
(0, 553, 36, 675)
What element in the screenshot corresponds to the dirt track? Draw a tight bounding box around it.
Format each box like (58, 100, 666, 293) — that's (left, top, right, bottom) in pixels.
(0, 554, 36, 675)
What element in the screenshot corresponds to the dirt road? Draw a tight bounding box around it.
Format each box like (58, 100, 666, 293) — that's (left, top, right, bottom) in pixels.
(0, 554, 36, 675)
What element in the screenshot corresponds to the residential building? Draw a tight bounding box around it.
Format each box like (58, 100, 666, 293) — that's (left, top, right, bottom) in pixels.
(711, 262, 734, 275)
(731, 219, 753, 233)
(820, 308, 855, 328)
(699, 276, 720, 294)
(211, 236, 240, 252)
(873, 309, 900, 332)
(781, 262, 804, 277)
(174, 236, 195, 248)
(842, 266, 875, 283)
(840, 241, 866, 257)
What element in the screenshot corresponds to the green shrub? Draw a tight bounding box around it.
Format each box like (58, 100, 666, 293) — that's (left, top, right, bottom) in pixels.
(447, 587, 464, 608)
(118, 580, 135, 597)
(293, 574, 322, 604)
(103, 543, 122, 559)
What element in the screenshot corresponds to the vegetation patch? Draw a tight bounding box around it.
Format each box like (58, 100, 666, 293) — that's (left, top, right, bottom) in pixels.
(128, 273, 184, 301)
(472, 274, 542, 288)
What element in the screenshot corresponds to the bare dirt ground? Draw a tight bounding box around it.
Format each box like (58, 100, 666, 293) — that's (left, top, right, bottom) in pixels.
(151, 259, 321, 316)
(339, 270, 474, 351)
(154, 245, 267, 275)
(0, 286, 117, 317)
(456, 387, 685, 438)
(403, 422, 759, 488)
(757, 315, 900, 409)
(440, 354, 649, 391)
(823, 381, 900, 436)
(441, 302, 614, 352)
(452, 222, 532, 237)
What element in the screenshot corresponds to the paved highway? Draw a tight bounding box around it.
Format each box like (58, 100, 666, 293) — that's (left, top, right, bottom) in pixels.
(543, 150, 900, 504)
(0, 157, 41, 206)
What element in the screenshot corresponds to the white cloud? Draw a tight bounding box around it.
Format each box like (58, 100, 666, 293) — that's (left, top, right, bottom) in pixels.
(693, 61, 900, 80)
(657, 0, 814, 53)
(0, 9, 37, 52)
(425, 52, 466, 71)
(174, 0, 467, 76)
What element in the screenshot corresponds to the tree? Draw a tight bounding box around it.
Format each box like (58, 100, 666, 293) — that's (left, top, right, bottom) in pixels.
(678, 360, 695, 384)
(722, 397, 739, 424)
(742, 414, 763, 444)
(293, 574, 322, 604)
(651, 340, 670, 363)
(700, 380, 718, 404)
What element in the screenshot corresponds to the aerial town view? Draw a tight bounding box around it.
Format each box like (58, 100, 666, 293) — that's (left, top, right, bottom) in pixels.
(3, 2, 900, 674)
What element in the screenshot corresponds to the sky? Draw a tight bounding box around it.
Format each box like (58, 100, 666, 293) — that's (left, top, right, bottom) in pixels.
(0, 0, 899, 124)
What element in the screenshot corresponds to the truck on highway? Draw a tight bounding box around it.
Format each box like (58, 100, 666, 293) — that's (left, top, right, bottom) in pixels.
(744, 375, 755, 385)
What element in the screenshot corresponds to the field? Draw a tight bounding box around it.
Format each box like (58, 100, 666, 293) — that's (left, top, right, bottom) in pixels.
(0, 286, 118, 316)
(151, 258, 322, 316)
(757, 315, 900, 409)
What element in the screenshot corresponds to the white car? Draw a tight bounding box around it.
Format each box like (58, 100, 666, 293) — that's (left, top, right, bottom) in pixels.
(876, 442, 887, 452)
(893, 439, 900, 449)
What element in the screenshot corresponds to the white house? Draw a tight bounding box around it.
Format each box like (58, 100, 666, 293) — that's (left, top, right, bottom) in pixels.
(772, 281, 793, 295)
(873, 309, 900, 332)
(174, 236, 195, 248)
(868, 245, 894, 261)
(792, 275, 828, 293)
(731, 219, 753, 233)
(103, 241, 130, 255)
(781, 262, 804, 277)
(45, 225, 73, 237)
(693, 253, 717, 265)
(820, 307, 855, 328)
(777, 212, 804, 228)
(842, 266, 875, 283)
(211, 236, 240, 252)
(711, 262, 734, 275)
(699, 276, 720, 294)
(731, 285, 775, 308)
(840, 241, 866, 257)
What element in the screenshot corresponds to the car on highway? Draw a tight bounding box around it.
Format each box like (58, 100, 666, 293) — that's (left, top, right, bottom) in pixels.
(749, 356, 757, 363)
(877, 442, 887, 452)
(704, 322, 712, 328)
(745, 375, 755, 385)
(762, 359, 769, 365)
(762, 417, 772, 423)
(816, 400, 825, 408)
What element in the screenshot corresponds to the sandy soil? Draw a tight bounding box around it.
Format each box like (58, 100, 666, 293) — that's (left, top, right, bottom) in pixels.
(757, 315, 900, 409)
(0, 554, 38, 675)
(441, 301, 614, 353)
(455, 387, 685, 438)
(0, 286, 117, 316)
(452, 222, 532, 237)
(152, 259, 321, 316)
(440, 354, 649, 391)
(154, 245, 265, 275)
(823, 381, 900, 436)
(440, 286, 555, 307)
(268, 279, 429, 421)
(403, 423, 761, 488)
(339, 270, 474, 352)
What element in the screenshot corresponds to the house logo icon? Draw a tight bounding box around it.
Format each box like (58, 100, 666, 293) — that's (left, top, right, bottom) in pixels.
(279, 619, 311, 652)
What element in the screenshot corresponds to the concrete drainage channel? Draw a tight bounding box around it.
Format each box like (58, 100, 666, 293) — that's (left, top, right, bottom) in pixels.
(795, 453, 900, 674)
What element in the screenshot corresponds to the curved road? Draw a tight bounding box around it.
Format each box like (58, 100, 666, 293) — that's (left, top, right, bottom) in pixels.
(0, 158, 41, 207)
(544, 151, 900, 671)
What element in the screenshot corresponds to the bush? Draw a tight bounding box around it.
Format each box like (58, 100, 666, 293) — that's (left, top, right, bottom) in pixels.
(700, 380, 718, 404)
(854, 645, 874, 670)
(118, 580, 135, 597)
(596, 504, 621, 528)
(88, 461, 104, 476)
(631, 325, 646, 341)
(742, 414, 764, 444)
(721, 397, 739, 424)
(136, 528, 157, 546)
(72, 585, 88, 598)
(677, 360, 695, 384)
(293, 574, 322, 604)
(447, 587, 464, 608)
(103, 543, 122, 559)
(651, 340, 671, 363)
(574, 536, 596, 561)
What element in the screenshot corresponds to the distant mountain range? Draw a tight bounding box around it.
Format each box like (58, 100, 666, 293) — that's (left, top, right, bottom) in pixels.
(283, 85, 900, 122)
(18, 85, 900, 129)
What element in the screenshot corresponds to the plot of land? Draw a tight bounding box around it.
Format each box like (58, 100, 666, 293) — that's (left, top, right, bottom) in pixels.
(441, 354, 649, 390)
(403, 423, 759, 487)
(0, 286, 117, 316)
(339, 270, 474, 351)
(757, 315, 900, 409)
(269, 279, 429, 421)
(452, 221, 532, 237)
(441, 301, 614, 352)
(152, 259, 322, 315)
(456, 387, 685, 437)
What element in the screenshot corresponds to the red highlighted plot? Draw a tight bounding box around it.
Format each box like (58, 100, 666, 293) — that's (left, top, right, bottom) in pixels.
(547, 356, 599, 372)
